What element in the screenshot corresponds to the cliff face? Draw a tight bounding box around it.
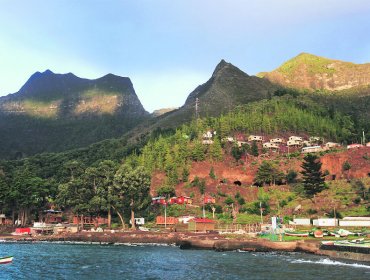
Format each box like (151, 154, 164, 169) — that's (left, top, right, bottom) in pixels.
(259, 53, 370, 91)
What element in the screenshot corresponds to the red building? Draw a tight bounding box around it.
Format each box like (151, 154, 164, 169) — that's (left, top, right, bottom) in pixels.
(176, 196, 193, 205)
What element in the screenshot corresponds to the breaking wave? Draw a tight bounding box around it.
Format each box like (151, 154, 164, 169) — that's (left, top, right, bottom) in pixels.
(291, 258, 370, 269)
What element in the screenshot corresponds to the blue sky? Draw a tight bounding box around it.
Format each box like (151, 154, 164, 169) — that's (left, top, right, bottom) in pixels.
(1, 0, 370, 112)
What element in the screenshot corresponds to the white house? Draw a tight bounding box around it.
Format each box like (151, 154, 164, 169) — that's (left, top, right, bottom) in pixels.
(270, 138, 285, 144)
(248, 135, 263, 142)
(325, 142, 340, 149)
(289, 136, 303, 142)
(263, 142, 280, 150)
(301, 146, 325, 153)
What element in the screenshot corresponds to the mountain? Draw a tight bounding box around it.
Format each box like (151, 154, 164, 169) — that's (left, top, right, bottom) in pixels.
(258, 53, 370, 92)
(148, 60, 277, 129)
(0, 70, 149, 159)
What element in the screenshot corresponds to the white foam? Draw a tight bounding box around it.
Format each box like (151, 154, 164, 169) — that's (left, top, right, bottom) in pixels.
(291, 258, 370, 269)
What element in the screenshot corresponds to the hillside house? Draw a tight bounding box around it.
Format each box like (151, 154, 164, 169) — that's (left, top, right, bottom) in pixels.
(325, 142, 341, 149)
(287, 136, 303, 147)
(176, 196, 193, 205)
(248, 135, 263, 142)
(309, 136, 322, 144)
(301, 146, 325, 153)
(302, 140, 311, 147)
(270, 138, 285, 144)
(237, 141, 248, 147)
(202, 130, 215, 145)
(287, 140, 302, 147)
(263, 142, 280, 151)
(289, 136, 302, 142)
(347, 144, 362, 149)
(222, 136, 234, 143)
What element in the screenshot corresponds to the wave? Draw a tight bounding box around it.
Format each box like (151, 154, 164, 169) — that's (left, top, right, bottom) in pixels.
(291, 258, 370, 269)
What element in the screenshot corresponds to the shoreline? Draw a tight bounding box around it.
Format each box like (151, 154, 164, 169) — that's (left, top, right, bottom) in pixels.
(1, 232, 369, 263)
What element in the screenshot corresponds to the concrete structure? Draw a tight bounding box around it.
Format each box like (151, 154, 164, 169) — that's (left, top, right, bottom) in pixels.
(312, 218, 338, 227)
(291, 218, 311, 226)
(339, 217, 370, 227)
(248, 135, 263, 142)
(156, 216, 178, 225)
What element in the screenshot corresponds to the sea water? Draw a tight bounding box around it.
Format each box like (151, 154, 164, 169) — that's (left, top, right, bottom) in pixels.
(0, 243, 369, 279)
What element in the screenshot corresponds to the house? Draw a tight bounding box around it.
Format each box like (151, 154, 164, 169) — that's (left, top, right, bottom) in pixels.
(302, 140, 311, 147)
(42, 209, 63, 224)
(248, 135, 263, 142)
(222, 136, 234, 143)
(287, 140, 302, 147)
(309, 136, 322, 144)
(152, 196, 167, 205)
(347, 144, 362, 149)
(202, 131, 215, 145)
(270, 138, 285, 144)
(204, 196, 216, 204)
(301, 146, 325, 153)
(237, 141, 248, 147)
(0, 214, 12, 225)
(129, 218, 145, 225)
(72, 216, 108, 226)
(325, 142, 340, 149)
(263, 142, 280, 150)
(168, 197, 178, 204)
(366, 142, 370, 147)
(156, 216, 178, 225)
(289, 136, 303, 142)
(188, 218, 216, 232)
(176, 196, 193, 205)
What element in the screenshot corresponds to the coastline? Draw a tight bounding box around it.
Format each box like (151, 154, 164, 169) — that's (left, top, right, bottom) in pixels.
(1, 231, 369, 263)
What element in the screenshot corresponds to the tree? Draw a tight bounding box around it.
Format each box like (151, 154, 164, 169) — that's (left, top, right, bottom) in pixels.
(254, 161, 284, 186)
(286, 170, 298, 184)
(209, 166, 216, 179)
(157, 185, 176, 198)
(209, 138, 223, 161)
(342, 161, 351, 181)
(301, 154, 326, 198)
(114, 165, 151, 230)
(250, 141, 259, 157)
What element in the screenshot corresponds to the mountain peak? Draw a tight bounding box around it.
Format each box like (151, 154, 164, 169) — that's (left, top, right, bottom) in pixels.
(260, 53, 370, 91)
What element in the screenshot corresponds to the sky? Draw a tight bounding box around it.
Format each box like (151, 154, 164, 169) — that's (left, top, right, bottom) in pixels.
(1, 0, 370, 112)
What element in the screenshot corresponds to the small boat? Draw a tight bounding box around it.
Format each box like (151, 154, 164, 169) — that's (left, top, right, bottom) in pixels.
(314, 230, 324, 238)
(285, 231, 309, 237)
(0, 256, 13, 264)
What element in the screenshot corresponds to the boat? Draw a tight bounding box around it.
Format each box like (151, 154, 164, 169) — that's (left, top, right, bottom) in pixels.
(0, 256, 13, 264)
(313, 230, 324, 238)
(284, 231, 309, 237)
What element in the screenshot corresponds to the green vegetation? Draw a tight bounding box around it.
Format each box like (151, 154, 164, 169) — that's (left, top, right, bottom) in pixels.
(301, 154, 326, 198)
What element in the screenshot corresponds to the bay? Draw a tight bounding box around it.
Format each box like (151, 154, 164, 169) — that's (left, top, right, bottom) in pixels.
(0, 243, 369, 279)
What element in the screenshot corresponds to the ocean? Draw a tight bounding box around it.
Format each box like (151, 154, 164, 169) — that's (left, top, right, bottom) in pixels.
(0, 242, 369, 279)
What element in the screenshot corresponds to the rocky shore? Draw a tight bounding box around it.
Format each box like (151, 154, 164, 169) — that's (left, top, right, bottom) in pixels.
(1, 231, 369, 263)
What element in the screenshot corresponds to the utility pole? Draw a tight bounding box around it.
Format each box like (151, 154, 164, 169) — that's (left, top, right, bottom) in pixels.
(195, 97, 199, 121)
(260, 201, 263, 224)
